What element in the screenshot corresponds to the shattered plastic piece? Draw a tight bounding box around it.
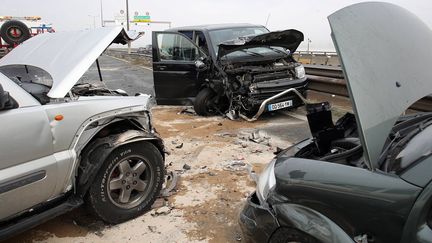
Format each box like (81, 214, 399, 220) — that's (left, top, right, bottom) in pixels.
(155, 206, 171, 215)
(249, 130, 269, 143)
(226, 110, 238, 120)
(175, 143, 184, 149)
(177, 107, 196, 115)
(224, 160, 248, 171)
(183, 164, 191, 170)
(148, 225, 157, 233)
(160, 171, 179, 197)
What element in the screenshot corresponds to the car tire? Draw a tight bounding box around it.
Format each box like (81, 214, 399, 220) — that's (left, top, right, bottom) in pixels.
(86, 141, 164, 224)
(269, 227, 319, 243)
(194, 88, 216, 116)
(0, 20, 31, 45)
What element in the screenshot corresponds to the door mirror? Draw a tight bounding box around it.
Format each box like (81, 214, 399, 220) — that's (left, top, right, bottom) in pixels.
(195, 57, 208, 71)
(0, 84, 18, 110)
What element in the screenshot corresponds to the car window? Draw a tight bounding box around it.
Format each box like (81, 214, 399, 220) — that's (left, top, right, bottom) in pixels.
(195, 31, 208, 54)
(179, 31, 193, 40)
(156, 33, 201, 61)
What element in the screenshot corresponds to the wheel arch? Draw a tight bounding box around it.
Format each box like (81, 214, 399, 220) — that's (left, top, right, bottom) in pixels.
(75, 128, 164, 198)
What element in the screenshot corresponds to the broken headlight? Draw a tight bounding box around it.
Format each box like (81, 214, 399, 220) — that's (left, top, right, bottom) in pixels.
(256, 159, 276, 205)
(295, 65, 306, 79)
(249, 84, 258, 93)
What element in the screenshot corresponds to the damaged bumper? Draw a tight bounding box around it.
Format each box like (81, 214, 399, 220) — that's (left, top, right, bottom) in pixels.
(239, 192, 279, 243)
(240, 85, 309, 121)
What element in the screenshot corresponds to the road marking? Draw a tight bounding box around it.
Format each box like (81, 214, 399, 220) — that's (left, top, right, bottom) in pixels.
(105, 54, 153, 71)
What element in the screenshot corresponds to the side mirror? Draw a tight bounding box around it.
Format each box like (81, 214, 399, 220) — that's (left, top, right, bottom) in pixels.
(0, 84, 18, 111)
(195, 56, 208, 71)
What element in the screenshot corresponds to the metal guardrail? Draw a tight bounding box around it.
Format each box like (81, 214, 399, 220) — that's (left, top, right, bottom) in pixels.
(305, 65, 432, 112)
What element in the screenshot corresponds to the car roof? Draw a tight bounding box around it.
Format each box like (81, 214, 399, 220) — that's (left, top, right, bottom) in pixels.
(167, 23, 266, 32)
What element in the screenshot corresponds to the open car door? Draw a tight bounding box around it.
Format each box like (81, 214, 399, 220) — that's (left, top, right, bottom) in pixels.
(152, 31, 206, 105)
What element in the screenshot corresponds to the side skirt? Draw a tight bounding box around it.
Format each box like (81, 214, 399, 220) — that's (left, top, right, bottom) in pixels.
(0, 197, 83, 240)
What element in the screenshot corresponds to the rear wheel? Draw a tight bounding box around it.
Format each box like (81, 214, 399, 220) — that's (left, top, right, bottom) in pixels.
(86, 141, 164, 224)
(0, 20, 31, 45)
(269, 228, 319, 243)
(194, 88, 217, 116)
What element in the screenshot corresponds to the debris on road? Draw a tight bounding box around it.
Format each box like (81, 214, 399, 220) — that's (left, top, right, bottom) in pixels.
(160, 171, 179, 197)
(175, 143, 184, 149)
(249, 130, 270, 144)
(177, 107, 196, 115)
(224, 160, 248, 172)
(183, 164, 191, 170)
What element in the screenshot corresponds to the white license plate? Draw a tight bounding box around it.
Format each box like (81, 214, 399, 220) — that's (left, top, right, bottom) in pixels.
(267, 100, 293, 111)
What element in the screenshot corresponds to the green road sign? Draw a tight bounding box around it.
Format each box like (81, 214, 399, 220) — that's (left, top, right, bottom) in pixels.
(133, 15, 151, 22)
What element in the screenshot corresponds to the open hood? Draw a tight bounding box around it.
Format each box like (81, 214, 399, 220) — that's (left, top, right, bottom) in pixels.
(217, 29, 303, 58)
(328, 2, 432, 169)
(0, 27, 142, 98)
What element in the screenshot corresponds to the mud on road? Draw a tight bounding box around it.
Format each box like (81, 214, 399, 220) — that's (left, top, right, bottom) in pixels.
(7, 106, 313, 243)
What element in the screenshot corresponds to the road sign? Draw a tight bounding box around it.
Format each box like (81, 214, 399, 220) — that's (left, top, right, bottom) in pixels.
(133, 15, 151, 23)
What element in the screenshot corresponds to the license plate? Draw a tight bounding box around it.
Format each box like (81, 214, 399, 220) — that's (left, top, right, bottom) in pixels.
(267, 100, 293, 111)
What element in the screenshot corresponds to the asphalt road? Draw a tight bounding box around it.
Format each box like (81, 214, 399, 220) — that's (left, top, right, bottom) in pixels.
(82, 54, 155, 96)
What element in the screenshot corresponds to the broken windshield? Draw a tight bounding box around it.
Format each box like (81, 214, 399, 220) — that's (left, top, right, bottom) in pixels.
(209, 27, 269, 55)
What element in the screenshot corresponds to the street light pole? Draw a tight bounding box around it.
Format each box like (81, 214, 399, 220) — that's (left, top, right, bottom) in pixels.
(126, 0, 131, 53)
(100, 0, 104, 27)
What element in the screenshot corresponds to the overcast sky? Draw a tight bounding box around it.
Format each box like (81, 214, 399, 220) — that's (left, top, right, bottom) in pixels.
(2, 0, 432, 51)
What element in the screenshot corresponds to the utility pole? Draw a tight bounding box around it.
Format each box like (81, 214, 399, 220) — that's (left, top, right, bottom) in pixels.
(126, 0, 131, 53)
(307, 38, 312, 54)
(88, 15, 98, 29)
(100, 0, 104, 27)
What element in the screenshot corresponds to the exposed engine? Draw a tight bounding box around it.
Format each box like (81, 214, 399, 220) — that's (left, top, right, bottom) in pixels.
(215, 57, 306, 116)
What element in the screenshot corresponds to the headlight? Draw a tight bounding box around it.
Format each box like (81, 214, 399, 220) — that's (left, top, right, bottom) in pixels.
(256, 159, 277, 204)
(295, 65, 306, 79)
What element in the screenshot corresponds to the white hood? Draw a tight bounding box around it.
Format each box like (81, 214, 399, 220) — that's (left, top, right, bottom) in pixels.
(0, 27, 142, 98)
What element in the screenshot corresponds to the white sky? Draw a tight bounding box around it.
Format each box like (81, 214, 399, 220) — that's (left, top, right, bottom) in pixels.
(2, 0, 432, 51)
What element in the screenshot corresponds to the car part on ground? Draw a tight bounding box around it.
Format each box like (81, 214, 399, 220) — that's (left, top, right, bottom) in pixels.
(239, 2, 432, 243)
(152, 24, 308, 121)
(0, 27, 164, 240)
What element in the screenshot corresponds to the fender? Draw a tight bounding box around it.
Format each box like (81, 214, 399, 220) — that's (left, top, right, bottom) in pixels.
(273, 203, 354, 243)
(76, 130, 164, 197)
(400, 180, 432, 243)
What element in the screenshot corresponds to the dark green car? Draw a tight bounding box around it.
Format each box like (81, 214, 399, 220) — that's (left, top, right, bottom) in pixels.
(239, 2, 432, 243)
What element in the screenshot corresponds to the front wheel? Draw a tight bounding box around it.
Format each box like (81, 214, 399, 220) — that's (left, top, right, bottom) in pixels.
(194, 88, 217, 116)
(86, 141, 164, 224)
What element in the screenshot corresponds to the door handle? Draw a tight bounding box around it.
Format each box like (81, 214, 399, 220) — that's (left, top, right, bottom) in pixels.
(158, 65, 167, 71)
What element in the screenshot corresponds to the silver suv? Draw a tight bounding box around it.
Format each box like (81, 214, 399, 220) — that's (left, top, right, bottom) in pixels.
(0, 27, 165, 239)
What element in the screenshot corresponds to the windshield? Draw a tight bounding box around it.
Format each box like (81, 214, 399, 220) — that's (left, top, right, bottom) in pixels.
(209, 27, 269, 55)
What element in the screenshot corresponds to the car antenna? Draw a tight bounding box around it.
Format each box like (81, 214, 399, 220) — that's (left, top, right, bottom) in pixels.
(265, 13, 271, 27)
